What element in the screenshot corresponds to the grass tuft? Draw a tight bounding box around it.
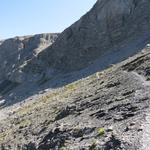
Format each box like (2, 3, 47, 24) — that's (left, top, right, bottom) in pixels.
(98, 128, 105, 136)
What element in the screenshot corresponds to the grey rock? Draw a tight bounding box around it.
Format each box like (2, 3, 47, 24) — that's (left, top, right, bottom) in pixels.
(37, 0, 150, 71)
(0, 33, 59, 83)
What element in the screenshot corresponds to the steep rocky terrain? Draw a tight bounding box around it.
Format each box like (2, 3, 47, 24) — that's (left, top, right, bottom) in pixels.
(0, 46, 150, 149)
(0, 33, 59, 106)
(0, 0, 150, 149)
(37, 0, 150, 71)
(0, 33, 59, 83)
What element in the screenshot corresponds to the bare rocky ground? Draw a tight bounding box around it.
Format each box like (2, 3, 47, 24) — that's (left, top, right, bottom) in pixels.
(0, 45, 150, 149)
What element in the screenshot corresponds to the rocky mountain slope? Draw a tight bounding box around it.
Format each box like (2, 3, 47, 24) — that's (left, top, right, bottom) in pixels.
(36, 0, 150, 71)
(0, 0, 150, 149)
(0, 45, 150, 149)
(0, 33, 59, 106)
(0, 33, 59, 83)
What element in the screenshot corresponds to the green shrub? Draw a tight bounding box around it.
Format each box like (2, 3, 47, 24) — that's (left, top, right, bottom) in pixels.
(60, 147, 65, 150)
(90, 140, 97, 150)
(146, 76, 150, 81)
(98, 128, 105, 136)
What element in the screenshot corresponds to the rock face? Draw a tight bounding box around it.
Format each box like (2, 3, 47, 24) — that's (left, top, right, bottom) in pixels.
(2, 0, 150, 83)
(38, 0, 150, 71)
(0, 33, 59, 83)
(0, 33, 59, 106)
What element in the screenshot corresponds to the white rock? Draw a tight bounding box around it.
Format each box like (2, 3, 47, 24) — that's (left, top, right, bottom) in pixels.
(0, 99, 6, 105)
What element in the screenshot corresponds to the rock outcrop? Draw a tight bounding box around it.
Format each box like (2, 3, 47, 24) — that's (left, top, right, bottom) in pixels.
(37, 0, 150, 71)
(0, 33, 59, 83)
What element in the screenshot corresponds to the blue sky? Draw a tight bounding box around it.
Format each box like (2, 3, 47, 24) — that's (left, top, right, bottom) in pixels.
(0, 0, 97, 39)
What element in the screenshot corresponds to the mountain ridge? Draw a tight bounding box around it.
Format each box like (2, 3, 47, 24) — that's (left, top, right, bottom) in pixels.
(36, 0, 150, 72)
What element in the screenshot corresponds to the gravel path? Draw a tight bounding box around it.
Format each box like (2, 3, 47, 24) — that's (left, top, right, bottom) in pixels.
(141, 113, 150, 150)
(131, 72, 150, 87)
(131, 71, 150, 150)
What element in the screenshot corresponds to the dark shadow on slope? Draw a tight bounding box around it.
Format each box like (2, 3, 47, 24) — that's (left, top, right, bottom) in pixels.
(44, 35, 150, 88)
(0, 80, 19, 95)
(102, 135, 122, 150)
